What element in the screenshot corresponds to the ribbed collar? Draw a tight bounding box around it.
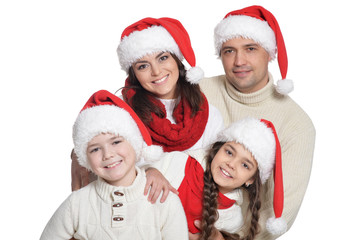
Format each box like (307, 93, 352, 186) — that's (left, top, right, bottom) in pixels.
(225, 73, 275, 105)
(95, 166, 145, 203)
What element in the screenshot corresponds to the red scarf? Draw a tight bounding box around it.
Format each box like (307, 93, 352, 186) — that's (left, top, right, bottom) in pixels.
(178, 156, 236, 234)
(122, 85, 209, 152)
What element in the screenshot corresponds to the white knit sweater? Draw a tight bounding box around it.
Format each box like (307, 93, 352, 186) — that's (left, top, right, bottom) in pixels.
(40, 167, 188, 240)
(200, 74, 316, 239)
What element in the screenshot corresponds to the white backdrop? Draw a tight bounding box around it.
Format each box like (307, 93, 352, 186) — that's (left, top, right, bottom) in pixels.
(1, 0, 360, 239)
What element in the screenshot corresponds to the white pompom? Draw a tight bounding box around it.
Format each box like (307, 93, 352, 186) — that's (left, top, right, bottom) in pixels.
(266, 217, 287, 235)
(186, 66, 204, 84)
(276, 79, 294, 95)
(141, 145, 164, 162)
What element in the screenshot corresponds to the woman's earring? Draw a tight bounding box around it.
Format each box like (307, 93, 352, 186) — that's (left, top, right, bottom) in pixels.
(246, 183, 251, 188)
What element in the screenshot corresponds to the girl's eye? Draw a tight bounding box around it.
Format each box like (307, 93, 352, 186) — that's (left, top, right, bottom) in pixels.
(242, 163, 249, 169)
(225, 149, 233, 156)
(113, 140, 122, 145)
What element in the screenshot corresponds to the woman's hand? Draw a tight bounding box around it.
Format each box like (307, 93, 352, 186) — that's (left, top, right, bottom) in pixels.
(71, 149, 90, 191)
(144, 168, 178, 203)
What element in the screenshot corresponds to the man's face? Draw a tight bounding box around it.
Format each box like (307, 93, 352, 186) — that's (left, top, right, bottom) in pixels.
(220, 37, 271, 93)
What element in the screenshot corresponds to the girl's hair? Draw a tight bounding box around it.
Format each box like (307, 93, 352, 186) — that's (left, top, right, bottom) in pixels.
(122, 53, 203, 125)
(200, 141, 262, 240)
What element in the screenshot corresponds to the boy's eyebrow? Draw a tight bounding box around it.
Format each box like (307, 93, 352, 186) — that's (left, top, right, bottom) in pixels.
(87, 143, 98, 149)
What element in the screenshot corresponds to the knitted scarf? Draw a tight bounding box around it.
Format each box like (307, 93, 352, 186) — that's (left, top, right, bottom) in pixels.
(122, 86, 209, 152)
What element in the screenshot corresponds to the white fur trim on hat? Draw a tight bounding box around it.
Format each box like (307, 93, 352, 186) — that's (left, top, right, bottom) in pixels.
(217, 118, 276, 183)
(276, 79, 294, 95)
(186, 66, 204, 84)
(73, 105, 145, 170)
(141, 145, 164, 162)
(214, 15, 276, 59)
(266, 216, 287, 235)
(117, 25, 183, 72)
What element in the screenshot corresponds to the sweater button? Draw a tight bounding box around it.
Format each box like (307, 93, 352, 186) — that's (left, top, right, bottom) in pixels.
(114, 191, 124, 196)
(113, 217, 124, 221)
(113, 203, 123, 207)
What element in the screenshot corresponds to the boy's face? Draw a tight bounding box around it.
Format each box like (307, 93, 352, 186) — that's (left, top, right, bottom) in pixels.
(86, 133, 137, 186)
(211, 141, 258, 194)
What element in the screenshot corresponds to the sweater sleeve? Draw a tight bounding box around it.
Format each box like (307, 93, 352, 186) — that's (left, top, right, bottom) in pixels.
(160, 193, 189, 240)
(254, 125, 316, 240)
(202, 103, 225, 147)
(144, 151, 189, 189)
(40, 195, 75, 240)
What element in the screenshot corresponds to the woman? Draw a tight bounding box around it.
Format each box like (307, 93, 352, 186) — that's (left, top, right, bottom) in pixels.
(116, 17, 224, 152)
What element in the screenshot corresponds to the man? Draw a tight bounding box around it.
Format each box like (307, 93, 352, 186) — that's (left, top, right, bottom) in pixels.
(199, 5, 315, 239)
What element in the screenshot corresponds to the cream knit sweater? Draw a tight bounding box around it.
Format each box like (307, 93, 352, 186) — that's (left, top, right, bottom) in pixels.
(200, 74, 316, 240)
(40, 167, 188, 240)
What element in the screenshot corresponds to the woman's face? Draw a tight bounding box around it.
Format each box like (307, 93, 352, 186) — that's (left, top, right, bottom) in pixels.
(132, 52, 180, 99)
(211, 141, 258, 194)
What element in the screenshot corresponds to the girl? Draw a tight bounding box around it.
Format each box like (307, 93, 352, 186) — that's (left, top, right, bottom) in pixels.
(148, 118, 287, 239)
(117, 17, 224, 152)
(41, 90, 188, 240)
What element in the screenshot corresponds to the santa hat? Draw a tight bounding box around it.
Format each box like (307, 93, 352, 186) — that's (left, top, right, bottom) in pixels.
(214, 5, 293, 95)
(117, 17, 204, 84)
(72, 90, 163, 170)
(217, 117, 287, 235)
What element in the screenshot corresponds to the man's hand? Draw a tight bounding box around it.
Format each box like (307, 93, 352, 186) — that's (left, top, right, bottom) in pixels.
(71, 149, 91, 191)
(144, 168, 178, 204)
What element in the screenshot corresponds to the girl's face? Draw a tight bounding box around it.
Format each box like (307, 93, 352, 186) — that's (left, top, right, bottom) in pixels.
(211, 141, 258, 194)
(132, 51, 180, 99)
(86, 133, 137, 187)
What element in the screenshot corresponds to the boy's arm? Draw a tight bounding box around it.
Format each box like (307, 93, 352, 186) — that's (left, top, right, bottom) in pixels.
(40, 195, 75, 240)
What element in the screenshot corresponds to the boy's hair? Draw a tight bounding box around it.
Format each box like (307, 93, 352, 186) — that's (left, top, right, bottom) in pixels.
(123, 53, 203, 125)
(200, 141, 262, 240)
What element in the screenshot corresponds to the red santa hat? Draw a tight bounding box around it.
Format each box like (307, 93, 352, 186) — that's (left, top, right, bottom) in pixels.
(214, 5, 294, 95)
(218, 117, 287, 235)
(72, 90, 163, 170)
(117, 17, 204, 84)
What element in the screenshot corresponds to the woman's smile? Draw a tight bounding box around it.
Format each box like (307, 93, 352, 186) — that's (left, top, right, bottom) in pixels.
(152, 74, 169, 84)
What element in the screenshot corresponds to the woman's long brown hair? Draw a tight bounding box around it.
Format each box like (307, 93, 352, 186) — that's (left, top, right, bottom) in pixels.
(122, 53, 203, 125)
